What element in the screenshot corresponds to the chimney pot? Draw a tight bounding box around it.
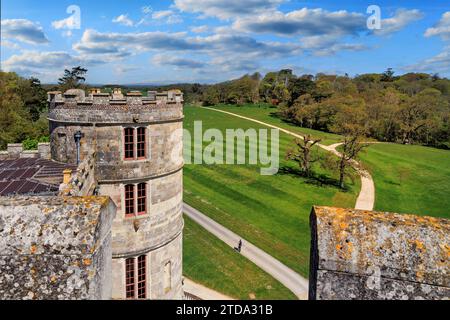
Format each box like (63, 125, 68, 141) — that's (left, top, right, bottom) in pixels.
(63, 169, 73, 184)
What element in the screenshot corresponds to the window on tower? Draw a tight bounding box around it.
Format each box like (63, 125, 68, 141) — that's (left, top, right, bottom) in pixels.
(124, 127, 135, 160)
(137, 127, 146, 159)
(137, 255, 146, 299)
(125, 258, 135, 299)
(125, 256, 147, 299)
(137, 183, 147, 215)
(124, 127, 147, 160)
(125, 184, 135, 217)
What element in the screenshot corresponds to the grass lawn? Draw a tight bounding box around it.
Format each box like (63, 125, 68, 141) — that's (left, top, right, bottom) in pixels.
(207, 103, 343, 145)
(183, 216, 297, 300)
(359, 143, 450, 219)
(183, 106, 359, 277)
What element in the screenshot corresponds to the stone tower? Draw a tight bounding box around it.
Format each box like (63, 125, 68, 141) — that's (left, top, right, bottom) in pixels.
(48, 88, 184, 299)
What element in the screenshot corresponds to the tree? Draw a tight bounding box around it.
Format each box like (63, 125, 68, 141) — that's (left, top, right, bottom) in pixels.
(202, 86, 220, 106)
(381, 68, 395, 82)
(396, 88, 441, 144)
(335, 135, 368, 189)
(288, 75, 316, 104)
(0, 72, 49, 150)
(285, 135, 322, 177)
(330, 105, 369, 189)
(19, 77, 47, 121)
(58, 66, 88, 91)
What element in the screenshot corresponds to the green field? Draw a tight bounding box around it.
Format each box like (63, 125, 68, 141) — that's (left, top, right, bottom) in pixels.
(360, 143, 450, 219)
(207, 104, 343, 145)
(183, 216, 297, 300)
(183, 106, 359, 277)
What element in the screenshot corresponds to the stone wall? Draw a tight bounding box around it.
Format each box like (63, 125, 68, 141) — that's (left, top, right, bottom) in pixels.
(48, 89, 183, 126)
(0, 196, 116, 300)
(100, 170, 183, 300)
(59, 153, 97, 196)
(47, 88, 184, 300)
(309, 206, 450, 300)
(0, 143, 51, 160)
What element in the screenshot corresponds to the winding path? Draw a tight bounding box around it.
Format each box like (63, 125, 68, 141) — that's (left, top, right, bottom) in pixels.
(203, 107, 375, 211)
(183, 107, 376, 300)
(183, 203, 309, 300)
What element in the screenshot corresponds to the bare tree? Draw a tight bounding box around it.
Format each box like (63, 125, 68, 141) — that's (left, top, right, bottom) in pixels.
(329, 105, 369, 189)
(337, 135, 368, 189)
(286, 135, 322, 177)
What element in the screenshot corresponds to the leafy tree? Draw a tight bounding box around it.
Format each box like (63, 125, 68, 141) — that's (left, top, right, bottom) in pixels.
(396, 88, 442, 144)
(288, 75, 316, 104)
(381, 68, 395, 82)
(19, 77, 47, 121)
(58, 66, 88, 91)
(0, 72, 49, 150)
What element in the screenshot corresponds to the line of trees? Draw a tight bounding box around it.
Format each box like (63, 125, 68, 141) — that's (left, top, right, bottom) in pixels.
(0, 67, 89, 150)
(198, 69, 450, 149)
(0, 72, 49, 150)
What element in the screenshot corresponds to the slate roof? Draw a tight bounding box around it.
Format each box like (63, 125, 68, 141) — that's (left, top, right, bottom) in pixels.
(0, 158, 77, 196)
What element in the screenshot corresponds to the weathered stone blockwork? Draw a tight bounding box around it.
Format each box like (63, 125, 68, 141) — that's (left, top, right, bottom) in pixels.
(0, 196, 116, 300)
(48, 88, 184, 300)
(309, 206, 450, 300)
(0, 143, 51, 160)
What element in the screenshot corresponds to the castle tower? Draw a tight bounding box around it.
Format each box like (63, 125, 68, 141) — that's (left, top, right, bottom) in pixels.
(48, 88, 184, 299)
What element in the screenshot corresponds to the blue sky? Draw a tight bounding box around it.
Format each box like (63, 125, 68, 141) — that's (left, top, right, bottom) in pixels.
(1, 0, 450, 84)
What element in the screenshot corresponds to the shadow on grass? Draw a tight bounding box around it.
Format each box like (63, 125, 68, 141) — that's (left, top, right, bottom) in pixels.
(278, 166, 351, 191)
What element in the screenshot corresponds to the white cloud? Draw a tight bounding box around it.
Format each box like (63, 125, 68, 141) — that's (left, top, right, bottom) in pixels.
(114, 65, 139, 74)
(191, 25, 209, 33)
(152, 10, 174, 19)
(300, 34, 367, 56)
(1, 51, 80, 78)
(141, 6, 153, 14)
(174, 0, 284, 20)
(425, 11, 450, 40)
(404, 46, 450, 74)
(152, 54, 206, 69)
(1, 19, 49, 44)
(1, 40, 21, 49)
(152, 10, 183, 24)
(112, 14, 134, 27)
(232, 8, 366, 36)
(374, 9, 423, 36)
(52, 15, 78, 30)
(73, 29, 301, 59)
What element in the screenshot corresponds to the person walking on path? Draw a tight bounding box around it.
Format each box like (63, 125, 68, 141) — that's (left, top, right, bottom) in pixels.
(236, 239, 243, 253)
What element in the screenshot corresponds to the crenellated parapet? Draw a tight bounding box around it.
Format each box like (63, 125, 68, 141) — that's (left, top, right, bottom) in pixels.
(59, 153, 97, 196)
(48, 88, 184, 124)
(309, 206, 450, 300)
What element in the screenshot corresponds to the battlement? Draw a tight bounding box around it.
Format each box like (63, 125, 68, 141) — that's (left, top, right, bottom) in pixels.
(48, 88, 183, 105)
(48, 88, 184, 124)
(0, 143, 51, 160)
(309, 206, 450, 300)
